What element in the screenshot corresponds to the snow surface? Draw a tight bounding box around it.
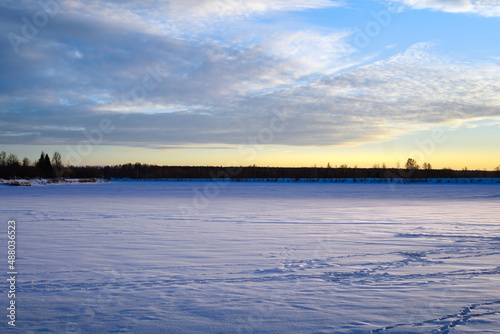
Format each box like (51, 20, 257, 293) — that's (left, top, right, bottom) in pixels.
(1, 181, 500, 333)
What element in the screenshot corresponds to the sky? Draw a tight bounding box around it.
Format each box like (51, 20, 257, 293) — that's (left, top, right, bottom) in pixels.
(1, 0, 499, 169)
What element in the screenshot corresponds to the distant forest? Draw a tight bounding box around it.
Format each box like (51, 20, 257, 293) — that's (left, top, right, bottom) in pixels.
(1, 151, 499, 180)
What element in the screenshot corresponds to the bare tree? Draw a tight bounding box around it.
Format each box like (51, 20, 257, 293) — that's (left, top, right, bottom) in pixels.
(52, 151, 62, 168)
(405, 158, 419, 170)
(6, 153, 20, 166)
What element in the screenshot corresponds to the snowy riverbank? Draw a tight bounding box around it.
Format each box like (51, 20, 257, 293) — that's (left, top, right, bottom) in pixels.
(3, 177, 500, 187)
(0, 178, 110, 186)
(111, 177, 500, 184)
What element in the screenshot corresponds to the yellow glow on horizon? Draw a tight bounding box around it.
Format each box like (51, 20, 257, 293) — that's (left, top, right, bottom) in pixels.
(74, 144, 497, 170)
(3, 121, 499, 171)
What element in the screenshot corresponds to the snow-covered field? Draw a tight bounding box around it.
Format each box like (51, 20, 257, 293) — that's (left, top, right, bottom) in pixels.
(1, 181, 500, 333)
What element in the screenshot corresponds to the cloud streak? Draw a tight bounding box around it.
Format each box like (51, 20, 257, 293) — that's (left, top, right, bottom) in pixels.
(388, 0, 500, 17)
(165, 0, 342, 21)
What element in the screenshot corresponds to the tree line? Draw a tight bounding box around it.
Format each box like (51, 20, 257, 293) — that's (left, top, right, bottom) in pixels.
(0, 151, 62, 178)
(1, 151, 499, 180)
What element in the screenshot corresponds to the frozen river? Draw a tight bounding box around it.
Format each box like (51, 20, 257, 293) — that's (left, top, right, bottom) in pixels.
(1, 181, 500, 333)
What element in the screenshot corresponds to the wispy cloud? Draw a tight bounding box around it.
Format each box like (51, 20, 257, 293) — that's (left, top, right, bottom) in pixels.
(0, 0, 354, 111)
(387, 0, 500, 17)
(165, 0, 342, 21)
(265, 30, 356, 75)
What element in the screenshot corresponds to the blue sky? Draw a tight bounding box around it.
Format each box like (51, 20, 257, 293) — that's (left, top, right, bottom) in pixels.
(1, 0, 499, 169)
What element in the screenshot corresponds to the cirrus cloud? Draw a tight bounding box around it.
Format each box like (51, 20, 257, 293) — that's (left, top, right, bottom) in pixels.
(387, 0, 500, 17)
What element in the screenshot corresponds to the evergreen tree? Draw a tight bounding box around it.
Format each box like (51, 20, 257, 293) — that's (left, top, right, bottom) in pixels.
(37, 152, 46, 177)
(35, 151, 54, 177)
(44, 154, 54, 177)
